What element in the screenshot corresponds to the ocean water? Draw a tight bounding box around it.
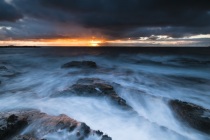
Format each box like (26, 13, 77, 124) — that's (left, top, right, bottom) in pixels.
(0, 47, 210, 140)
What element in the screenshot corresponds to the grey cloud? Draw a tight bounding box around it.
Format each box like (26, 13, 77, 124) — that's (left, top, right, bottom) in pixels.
(0, 0, 210, 40)
(0, 0, 22, 22)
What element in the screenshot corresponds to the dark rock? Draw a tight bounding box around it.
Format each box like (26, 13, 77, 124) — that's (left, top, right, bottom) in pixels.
(0, 109, 112, 140)
(7, 114, 18, 123)
(169, 58, 210, 65)
(0, 114, 28, 140)
(76, 131, 81, 137)
(134, 60, 164, 65)
(0, 66, 8, 71)
(80, 123, 91, 136)
(95, 130, 103, 136)
(2, 72, 20, 78)
(69, 124, 77, 132)
(61, 61, 97, 69)
(0, 65, 20, 80)
(0, 110, 41, 139)
(12, 135, 39, 140)
(101, 134, 112, 140)
(169, 100, 210, 134)
(53, 78, 132, 109)
(168, 75, 210, 85)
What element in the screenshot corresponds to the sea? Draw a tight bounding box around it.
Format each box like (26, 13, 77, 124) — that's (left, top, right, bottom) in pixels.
(0, 47, 210, 140)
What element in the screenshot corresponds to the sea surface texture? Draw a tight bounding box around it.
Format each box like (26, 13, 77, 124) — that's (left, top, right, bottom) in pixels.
(0, 47, 210, 140)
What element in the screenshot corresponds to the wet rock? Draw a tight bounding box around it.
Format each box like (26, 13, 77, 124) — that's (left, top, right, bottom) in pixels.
(2, 73, 20, 78)
(53, 78, 131, 109)
(95, 130, 103, 136)
(0, 109, 112, 140)
(0, 114, 28, 140)
(61, 61, 97, 69)
(12, 135, 39, 140)
(0, 110, 41, 140)
(169, 100, 210, 134)
(79, 123, 91, 137)
(0, 66, 8, 71)
(169, 58, 210, 66)
(101, 135, 112, 140)
(0, 65, 20, 79)
(168, 75, 210, 85)
(134, 60, 164, 65)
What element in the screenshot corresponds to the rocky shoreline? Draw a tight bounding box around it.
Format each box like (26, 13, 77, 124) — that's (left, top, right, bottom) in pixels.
(1, 60, 210, 139)
(169, 100, 210, 134)
(0, 109, 111, 140)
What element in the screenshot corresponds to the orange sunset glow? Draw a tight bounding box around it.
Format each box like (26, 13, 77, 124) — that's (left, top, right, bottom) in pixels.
(0, 34, 210, 47)
(0, 38, 105, 47)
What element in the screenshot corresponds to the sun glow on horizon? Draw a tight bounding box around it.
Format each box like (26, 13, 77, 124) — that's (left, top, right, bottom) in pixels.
(89, 40, 103, 46)
(0, 34, 209, 47)
(0, 38, 105, 47)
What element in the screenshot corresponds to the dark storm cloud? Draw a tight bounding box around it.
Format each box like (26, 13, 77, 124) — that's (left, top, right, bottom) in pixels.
(1, 0, 210, 40)
(40, 0, 210, 28)
(7, 0, 76, 25)
(0, 18, 99, 40)
(40, 0, 210, 39)
(0, 0, 22, 21)
(121, 26, 210, 39)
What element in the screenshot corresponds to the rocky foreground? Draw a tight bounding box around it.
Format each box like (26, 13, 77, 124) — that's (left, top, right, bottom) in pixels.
(0, 109, 111, 140)
(61, 61, 97, 69)
(1, 60, 210, 139)
(169, 100, 210, 134)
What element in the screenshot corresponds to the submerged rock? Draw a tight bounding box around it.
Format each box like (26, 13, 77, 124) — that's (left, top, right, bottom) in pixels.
(167, 75, 210, 85)
(169, 100, 210, 134)
(0, 66, 8, 71)
(12, 135, 39, 140)
(53, 78, 131, 109)
(169, 58, 210, 66)
(61, 61, 97, 69)
(0, 65, 20, 79)
(0, 109, 112, 140)
(2, 73, 20, 78)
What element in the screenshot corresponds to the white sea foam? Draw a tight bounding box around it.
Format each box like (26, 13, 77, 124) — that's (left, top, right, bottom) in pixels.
(0, 48, 209, 140)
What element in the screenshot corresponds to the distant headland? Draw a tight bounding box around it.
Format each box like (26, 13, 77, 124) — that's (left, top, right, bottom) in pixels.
(0, 45, 41, 48)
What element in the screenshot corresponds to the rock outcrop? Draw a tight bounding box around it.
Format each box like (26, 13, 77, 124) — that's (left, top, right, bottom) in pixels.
(169, 100, 210, 134)
(0, 65, 19, 78)
(61, 61, 97, 69)
(52, 78, 132, 110)
(0, 66, 8, 71)
(0, 109, 112, 140)
(12, 135, 39, 140)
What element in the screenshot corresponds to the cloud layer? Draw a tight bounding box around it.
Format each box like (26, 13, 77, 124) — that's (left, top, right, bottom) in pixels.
(0, 0, 210, 45)
(0, 0, 22, 22)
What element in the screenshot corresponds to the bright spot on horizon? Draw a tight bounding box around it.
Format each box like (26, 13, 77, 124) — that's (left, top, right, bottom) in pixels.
(90, 40, 102, 46)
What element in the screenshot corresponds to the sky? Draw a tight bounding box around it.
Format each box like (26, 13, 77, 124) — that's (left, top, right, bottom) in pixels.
(0, 0, 210, 46)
